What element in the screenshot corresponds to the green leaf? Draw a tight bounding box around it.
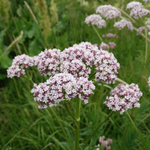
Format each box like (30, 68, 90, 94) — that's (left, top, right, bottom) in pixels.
(0, 54, 12, 68)
(29, 39, 43, 56)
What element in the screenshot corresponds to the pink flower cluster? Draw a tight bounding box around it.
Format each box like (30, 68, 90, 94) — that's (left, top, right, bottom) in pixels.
(106, 33, 117, 38)
(100, 42, 109, 50)
(96, 5, 121, 20)
(34, 49, 61, 76)
(99, 136, 113, 150)
(31, 73, 95, 108)
(104, 83, 142, 114)
(85, 14, 106, 28)
(94, 49, 120, 84)
(114, 19, 133, 31)
(60, 59, 91, 78)
(7, 54, 34, 78)
(127, 1, 150, 19)
(109, 42, 116, 49)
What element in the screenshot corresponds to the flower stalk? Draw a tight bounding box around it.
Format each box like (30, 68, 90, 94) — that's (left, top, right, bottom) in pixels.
(75, 98, 81, 150)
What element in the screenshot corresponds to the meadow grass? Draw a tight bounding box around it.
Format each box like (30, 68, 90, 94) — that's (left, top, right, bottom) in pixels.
(1, 0, 150, 150)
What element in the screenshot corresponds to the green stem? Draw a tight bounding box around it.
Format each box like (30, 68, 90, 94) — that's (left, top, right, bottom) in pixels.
(92, 25, 103, 42)
(121, 124, 129, 150)
(145, 29, 148, 64)
(82, 111, 113, 150)
(51, 108, 74, 150)
(75, 98, 81, 150)
(133, 27, 150, 42)
(97, 84, 104, 124)
(125, 111, 145, 150)
(116, 78, 128, 85)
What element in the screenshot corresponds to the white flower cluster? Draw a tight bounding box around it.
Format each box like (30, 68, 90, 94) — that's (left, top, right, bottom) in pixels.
(31, 73, 95, 108)
(100, 42, 109, 50)
(148, 76, 150, 88)
(96, 5, 121, 20)
(7, 54, 34, 78)
(34, 49, 61, 76)
(60, 59, 91, 78)
(94, 49, 120, 84)
(104, 83, 142, 114)
(114, 19, 133, 31)
(127, 1, 150, 19)
(85, 14, 106, 28)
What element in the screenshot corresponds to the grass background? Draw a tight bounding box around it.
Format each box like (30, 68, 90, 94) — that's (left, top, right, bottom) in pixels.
(1, 0, 150, 149)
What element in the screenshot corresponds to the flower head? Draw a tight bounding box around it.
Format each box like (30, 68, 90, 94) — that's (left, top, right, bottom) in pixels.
(96, 5, 121, 20)
(34, 49, 61, 76)
(94, 50, 120, 84)
(104, 83, 142, 114)
(60, 59, 91, 79)
(76, 77, 95, 103)
(114, 19, 133, 31)
(60, 43, 96, 67)
(7, 54, 34, 78)
(126, 2, 143, 10)
(109, 42, 116, 49)
(148, 76, 150, 88)
(100, 42, 109, 50)
(85, 14, 106, 28)
(106, 33, 116, 38)
(31, 73, 95, 108)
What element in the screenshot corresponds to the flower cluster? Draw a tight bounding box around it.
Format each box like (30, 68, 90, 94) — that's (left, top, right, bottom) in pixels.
(104, 83, 142, 114)
(60, 59, 91, 78)
(94, 49, 120, 84)
(109, 42, 116, 49)
(7, 54, 34, 78)
(106, 33, 117, 38)
(99, 136, 113, 150)
(127, 1, 150, 19)
(100, 42, 109, 50)
(34, 49, 61, 76)
(76, 77, 95, 103)
(31, 73, 95, 108)
(126, 2, 143, 10)
(96, 5, 121, 20)
(114, 19, 133, 31)
(85, 14, 106, 28)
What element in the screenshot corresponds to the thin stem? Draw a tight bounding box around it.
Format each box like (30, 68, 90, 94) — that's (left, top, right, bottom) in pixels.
(121, 124, 129, 150)
(125, 111, 145, 150)
(51, 108, 74, 150)
(145, 29, 148, 63)
(117, 7, 136, 24)
(82, 111, 113, 150)
(116, 78, 128, 85)
(133, 27, 150, 42)
(97, 84, 104, 124)
(92, 25, 103, 42)
(75, 98, 81, 150)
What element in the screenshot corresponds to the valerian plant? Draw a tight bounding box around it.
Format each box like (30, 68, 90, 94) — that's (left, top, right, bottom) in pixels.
(7, 41, 144, 149)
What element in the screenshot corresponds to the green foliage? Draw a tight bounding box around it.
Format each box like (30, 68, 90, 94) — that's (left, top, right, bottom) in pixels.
(1, 0, 150, 150)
